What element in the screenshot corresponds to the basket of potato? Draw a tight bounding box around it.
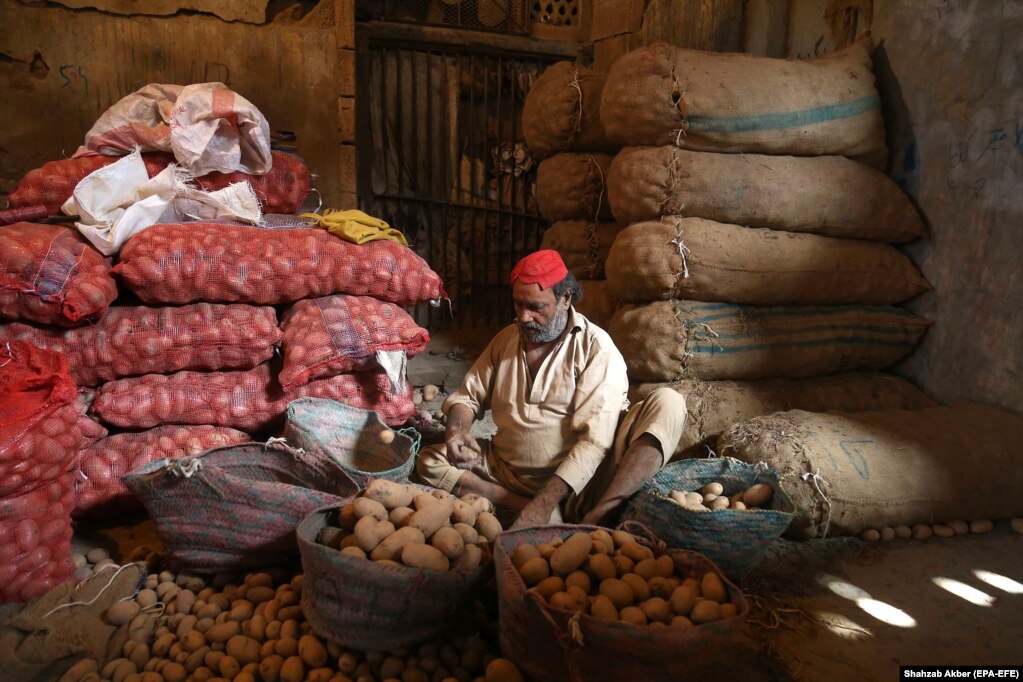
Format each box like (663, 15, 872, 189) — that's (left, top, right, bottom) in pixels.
(620, 457, 794, 578)
(297, 479, 503, 651)
(495, 522, 747, 682)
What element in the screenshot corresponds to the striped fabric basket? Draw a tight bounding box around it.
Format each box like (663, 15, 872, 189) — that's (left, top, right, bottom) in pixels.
(283, 398, 419, 488)
(297, 498, 488, 652)
(124, 440, 357, 571)
(495, 522, 747, 682)
(621, 458, 794, 578)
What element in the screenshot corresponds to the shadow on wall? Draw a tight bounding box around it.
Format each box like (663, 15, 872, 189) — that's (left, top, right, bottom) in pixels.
(872, 42, 924, 226)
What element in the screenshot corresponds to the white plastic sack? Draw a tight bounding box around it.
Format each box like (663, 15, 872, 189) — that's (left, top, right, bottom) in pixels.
(62, 150, 262, 255)
(76, 82, 272, 176)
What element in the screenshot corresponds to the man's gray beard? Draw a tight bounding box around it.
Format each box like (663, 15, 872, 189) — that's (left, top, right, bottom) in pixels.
(519, 304, 568, 344)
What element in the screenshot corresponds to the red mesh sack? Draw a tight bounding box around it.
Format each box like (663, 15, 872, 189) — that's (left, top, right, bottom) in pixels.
(74, 425, 250, 518)
(114, 223, 446, 306)
(0, 475, 75, 604)
(0, 223, 118, 326)
(6, 150, 311, 216)
(0, 303, 281, 387)
(0, 342, 85, 498)
(5, 154, 172, 215)
(93, 364, 415, 432)
(194, 151, 311, 214)
(280, 295, 430, 391)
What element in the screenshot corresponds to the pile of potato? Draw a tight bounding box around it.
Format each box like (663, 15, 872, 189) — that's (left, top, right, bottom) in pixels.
(858, 519, 996, 541)
(665, 481, 774, 512)
(317, 480, 503, 573)
(513, 529, 738, 627)
(61, 565, 525, 682)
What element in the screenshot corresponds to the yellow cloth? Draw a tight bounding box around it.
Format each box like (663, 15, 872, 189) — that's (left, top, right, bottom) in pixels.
(299, 209, 408, 246)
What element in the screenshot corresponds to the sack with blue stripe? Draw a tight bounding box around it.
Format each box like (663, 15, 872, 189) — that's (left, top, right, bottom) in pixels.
(608, 300, 931, 383)
(601, 41, 886, 168)
(607, 147, 925, 243)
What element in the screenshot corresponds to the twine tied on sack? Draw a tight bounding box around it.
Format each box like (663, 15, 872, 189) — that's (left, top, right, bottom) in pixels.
(583, 154, 606, 279)
(667, 215, 692, 281)
(0, 341, 12, 368)
(668, 48, 690, 147)
(40, 562, 142, 619)
(799, 466, 833, 538)
(265, 436, 301, 453)
(568, 69, 585, 137)
(660, 147, 687, 217)
(169, 457, 203, 479)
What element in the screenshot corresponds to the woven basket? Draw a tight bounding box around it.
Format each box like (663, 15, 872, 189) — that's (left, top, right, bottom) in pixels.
(283, 398, 418, 488)
(495, 522, 747, 682)
(297, 499, 488, 652)
(621, 458, 794, 578)
(123, 440, 358, 571)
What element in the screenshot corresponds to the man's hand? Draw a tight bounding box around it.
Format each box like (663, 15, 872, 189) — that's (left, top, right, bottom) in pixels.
(511, 476, 570, 529)
(446, 429, 482, 469)
(444, 402, 481, 470)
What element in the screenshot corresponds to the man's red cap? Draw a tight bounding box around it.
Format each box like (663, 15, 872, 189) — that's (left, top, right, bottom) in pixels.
(509, 250, 568, 290)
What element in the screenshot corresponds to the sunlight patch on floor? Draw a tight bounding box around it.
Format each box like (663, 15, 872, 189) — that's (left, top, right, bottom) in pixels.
(973, 569, 1023, 595)
(932, 577, 996, 606)
(854, 598, 917, 627)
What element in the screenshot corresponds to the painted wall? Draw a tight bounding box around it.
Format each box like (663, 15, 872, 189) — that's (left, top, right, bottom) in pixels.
(0, 0, 357, 208)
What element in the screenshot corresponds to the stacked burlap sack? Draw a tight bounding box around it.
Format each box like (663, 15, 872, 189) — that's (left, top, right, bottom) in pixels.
(598, 41, 936, 458)
(523, 62, 620, 328)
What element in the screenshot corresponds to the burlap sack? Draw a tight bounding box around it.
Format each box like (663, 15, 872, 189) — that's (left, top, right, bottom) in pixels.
(629, 373, 937, 460)
(718, 404, 1023, 539)
(535, 153, 614, 221)
(522, 62, 617, 158)
(539, 220, 619, 279)
(605, 219, 930, 305)
(573, 280, 615, 329)
(608, 300, 931, 382)
(0, 563, 145, 682)
(601, 41, 886, 168)
(608, 147, 925, 242)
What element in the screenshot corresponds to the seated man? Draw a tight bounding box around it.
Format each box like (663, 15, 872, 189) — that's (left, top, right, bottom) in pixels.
(417, 250, 686, 527)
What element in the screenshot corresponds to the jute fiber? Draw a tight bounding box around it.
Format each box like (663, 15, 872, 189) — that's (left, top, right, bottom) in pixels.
(628, 373, 937, 460)
(604, 218, 930, 305)
(573, 280, 616, 330)
(607, 146, 925, 242)
(535, 153, 614, 221)
(718, 404, 1023, 539)
(600, 41, 886, 167)
(522, 62, 617, 158)
(608, 300, 931, 382)
(540, 220, 620, 279)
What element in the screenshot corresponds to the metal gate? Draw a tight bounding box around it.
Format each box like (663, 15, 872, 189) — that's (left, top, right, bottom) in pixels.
(357, 37, 560, 330)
